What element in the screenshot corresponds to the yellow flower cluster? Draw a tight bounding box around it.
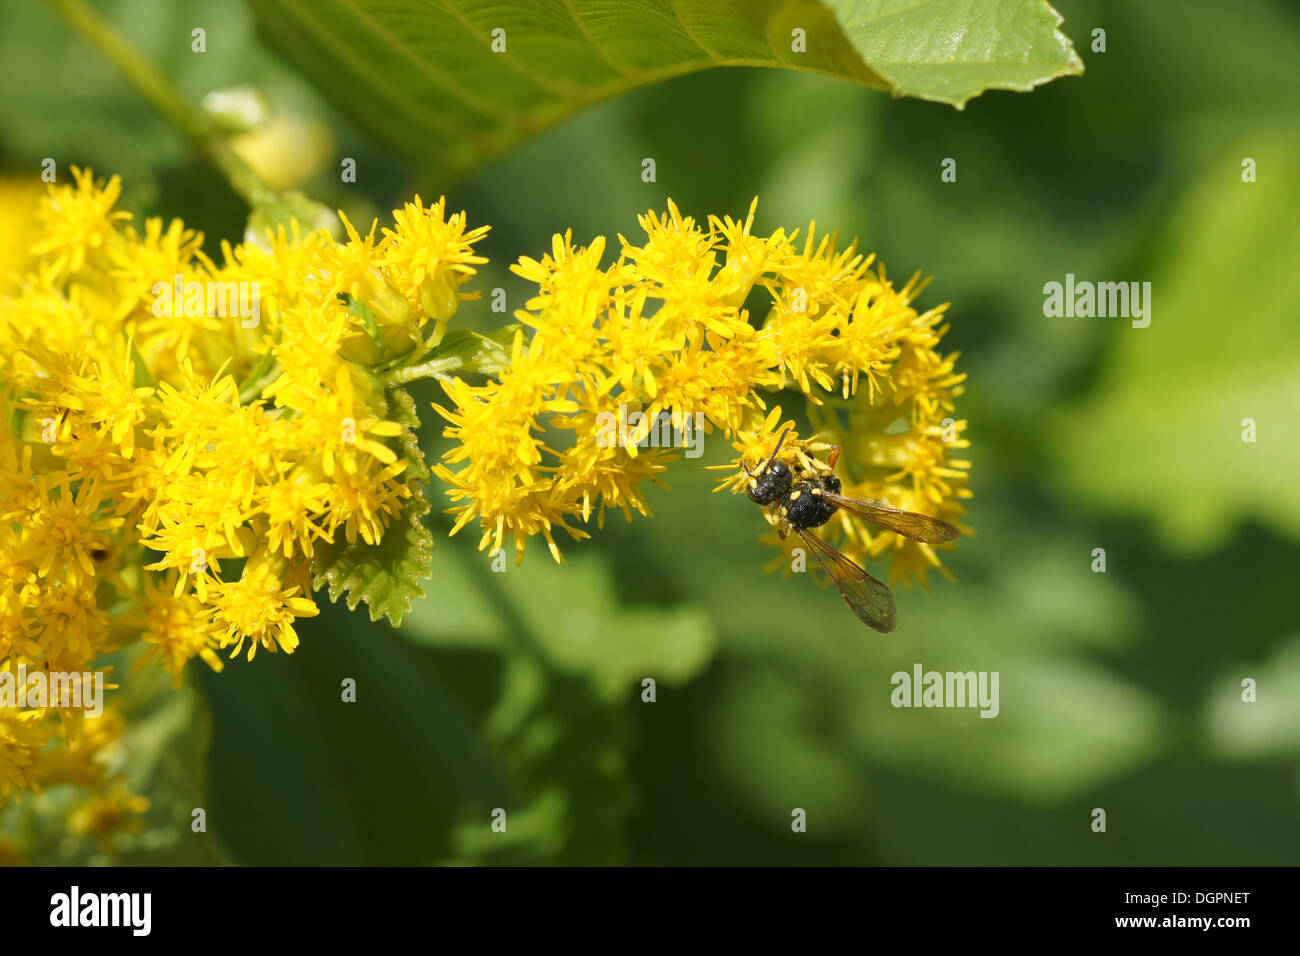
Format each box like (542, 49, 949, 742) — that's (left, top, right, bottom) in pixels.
(0, 171, 968, 836)
(436, 200, 970, 583)
(0, 168, 485, 810)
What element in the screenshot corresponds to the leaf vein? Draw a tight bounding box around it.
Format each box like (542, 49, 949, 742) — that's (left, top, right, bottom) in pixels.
(435, 0, 576, 95)
(335, 0, 521, 122)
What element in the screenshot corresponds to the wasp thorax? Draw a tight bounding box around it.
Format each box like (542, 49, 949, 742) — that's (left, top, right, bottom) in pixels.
(785, 474, 841, 530)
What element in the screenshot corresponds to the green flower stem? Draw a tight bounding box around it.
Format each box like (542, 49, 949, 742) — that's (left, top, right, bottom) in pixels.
(44, 0, 275, 208)
(382, 356, 460, 387)
(380, 328, 515, 387)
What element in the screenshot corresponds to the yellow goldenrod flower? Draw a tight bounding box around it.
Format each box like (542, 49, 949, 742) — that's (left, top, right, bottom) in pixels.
(257, 468, 334, 558)
(381, 195, 489, 334)
(713, 254, 972, 589)
(0, 168, 490, 818)
(0, 170, 969, 822)
(69, 781, 152, 852)
(323, 457, 411, 546)
(207, 551, 319, 660)
(277, 365, 402, 477)
(30, 167, 130, 281)
(33, 706, 125, 790)
(22, 473, 123, 586)
(0, 710, 48, 797)
(136, 574, 227, 687)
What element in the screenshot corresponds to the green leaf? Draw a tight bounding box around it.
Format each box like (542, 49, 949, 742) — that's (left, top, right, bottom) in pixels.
(387, 383, 430, 482)
(246, 0, 1082, 180)
(825, 0, 1084, 106)
(305, 382, 436, 627)
(344, 295, 385, 358)
(311, 490, 435, 625)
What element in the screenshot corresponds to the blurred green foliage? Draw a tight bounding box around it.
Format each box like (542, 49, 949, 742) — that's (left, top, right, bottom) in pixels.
(1, 645, 226, 865)
(3, 0, 1298, 864)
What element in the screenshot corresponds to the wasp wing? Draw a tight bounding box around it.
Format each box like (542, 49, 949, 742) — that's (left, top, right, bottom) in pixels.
(798, 529, 897, 633)
(818, 492, 961, 544)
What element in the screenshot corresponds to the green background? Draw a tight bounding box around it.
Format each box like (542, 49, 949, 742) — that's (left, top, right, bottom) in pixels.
(2, 0, 1298, 864)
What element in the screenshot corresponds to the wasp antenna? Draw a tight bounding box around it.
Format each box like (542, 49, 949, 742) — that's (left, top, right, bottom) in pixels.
(761, 426, 792, 474)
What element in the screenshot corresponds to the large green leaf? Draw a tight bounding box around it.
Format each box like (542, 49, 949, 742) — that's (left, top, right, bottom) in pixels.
(247, 0, 1082, 180)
